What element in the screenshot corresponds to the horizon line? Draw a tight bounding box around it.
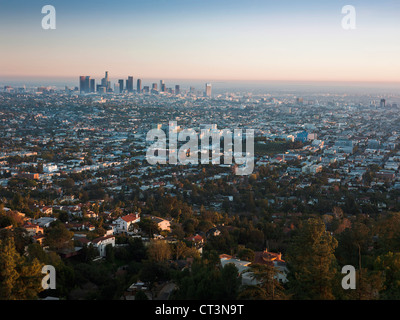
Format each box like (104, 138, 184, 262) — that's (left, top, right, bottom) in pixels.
(1, 75, 400, 86)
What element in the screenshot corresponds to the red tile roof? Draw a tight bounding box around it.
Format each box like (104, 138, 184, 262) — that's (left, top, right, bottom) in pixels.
(92, 235, 115, 244)
(121, 213, 140, 222)
(253, 249, 285, 265)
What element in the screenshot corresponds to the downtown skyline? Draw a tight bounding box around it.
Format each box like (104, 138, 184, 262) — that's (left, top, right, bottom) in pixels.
(0, 0, 400, 83)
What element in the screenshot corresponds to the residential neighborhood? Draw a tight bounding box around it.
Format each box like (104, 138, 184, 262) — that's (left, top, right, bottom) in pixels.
(1, 80, 400, 301)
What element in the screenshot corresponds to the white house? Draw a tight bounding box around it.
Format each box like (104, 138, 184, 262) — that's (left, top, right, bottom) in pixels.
(92, 235, 115, 257)
(113, 213, 140, 234)
(34, 217, 57, 228)
(43, 164, 58, 173)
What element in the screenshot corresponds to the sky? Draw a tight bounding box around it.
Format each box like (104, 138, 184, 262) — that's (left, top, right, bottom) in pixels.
(1, 0, 400, 83)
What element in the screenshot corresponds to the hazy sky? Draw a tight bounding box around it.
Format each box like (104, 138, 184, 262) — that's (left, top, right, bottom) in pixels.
(1, 0, 400, 82)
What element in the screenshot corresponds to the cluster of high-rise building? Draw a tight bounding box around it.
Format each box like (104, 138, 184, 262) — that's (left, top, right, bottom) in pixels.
(79, 71, 211, 97)
(79, 72, 133, 94)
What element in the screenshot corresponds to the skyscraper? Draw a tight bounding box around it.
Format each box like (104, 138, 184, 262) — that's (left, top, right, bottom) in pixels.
(160, 80, 165, 92)
(151, 83, 158, 94)
(118, 79, 124, 93)
(79, 76, 85, 93)
(90, 79, 95, 93)
(101, 71, 111, 91)
(79, 76, 90, 93)
(137, 79, 142, 93)
(114, 83, 120, 94)
(380, 99, 386, 108)
(175, 85, 180, 95)
(205, 83, 212, 97)
(126, 76, 134, 92)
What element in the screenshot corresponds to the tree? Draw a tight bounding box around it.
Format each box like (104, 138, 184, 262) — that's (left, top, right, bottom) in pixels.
(138, 218, 160, 238)
(286, 218, 338, 300)
(219, 263, 242, 299)
(374, 212, 400, 254)
(105, 244, 115, 263)
(127, 237, 146, 261)
(45, 222, 74, 251)
(237, 248, 255, 261)
(374, 252, 400, 299)
(171, 260, 241, 300)
(335, 222, 370, 268)
(147, 240, 172, 263)
(173, 240, 188, 260)
(135, 290, 149, 300)
(139, 261, 171, 299)
(0, 237, 44, 300)
(238, 263, 287, 300)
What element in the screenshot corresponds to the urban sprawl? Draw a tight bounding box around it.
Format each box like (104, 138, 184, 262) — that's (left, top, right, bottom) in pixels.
(1, 73, 400, 300)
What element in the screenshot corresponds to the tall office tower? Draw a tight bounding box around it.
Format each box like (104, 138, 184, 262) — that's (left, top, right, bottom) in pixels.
(205, 83, 212, 97)
(90, 79, 95, 93)
(380, 99, 386, 108)
(175, 85, 180, 95)
(190, 86, 195, 94)
(98, 86, 106, 94)
(79, 76, 90, 93)
(118, 79, 124, 93)
(160, 80, 165, 92)
(101, 71, 110, 90)
(114, 83, 120, 94)
(125, 76, 134, 92)
(137, 79, 142, 93)
(151, 83, 158, 94)
(84, 76, 90, 93)
(79, 76, 85, 93)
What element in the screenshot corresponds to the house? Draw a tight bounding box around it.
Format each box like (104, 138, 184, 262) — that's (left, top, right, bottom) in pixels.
(376, 170, 395, 182)
(74, 234, 92, 246)
(92, 235, 115, 257)
(103, 225, 115, 236)
(186, 234, 204, 246)
(61, 195, 75, 203)
(65, 222, 85, 231)
(206, 227, 221, 238)
(40, 206, 53, 215)
(85, 210, 97, 218)
(113, 213, 140, 234)
(253, 249, 288, 283)
(83, 222, 95, 232)
(33, 234, 45, 245)
(150, 216, 171, 232)
(34, 217, 57, 228)
(219, 254, 255, 286)
(23, 222, 44, 236)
